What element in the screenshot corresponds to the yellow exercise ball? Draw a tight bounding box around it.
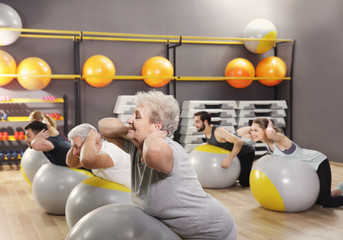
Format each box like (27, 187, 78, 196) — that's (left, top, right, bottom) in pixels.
(256, 56, 287, 87)
(141, 56, 173, 88)
(224, 58, 255, 89)
(82, 55, 115, 88)
(0, 50, 16, 86)
(17, 57, 51, 90)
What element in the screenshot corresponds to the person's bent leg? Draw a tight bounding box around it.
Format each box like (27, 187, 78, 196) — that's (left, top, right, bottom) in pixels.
(237, 151, 255, 187)
(316, 160, 343, 208)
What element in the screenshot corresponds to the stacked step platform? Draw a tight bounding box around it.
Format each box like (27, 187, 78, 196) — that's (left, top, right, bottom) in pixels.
(113, 95, 288, 157)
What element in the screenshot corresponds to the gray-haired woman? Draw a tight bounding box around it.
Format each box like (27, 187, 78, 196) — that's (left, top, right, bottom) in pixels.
(99, 90, 237, 240)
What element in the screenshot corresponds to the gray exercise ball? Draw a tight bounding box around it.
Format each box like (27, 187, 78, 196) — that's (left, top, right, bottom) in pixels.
(65, 203, 181, 240)
(189, 144, 241, 188)
(32, 163, 94, 215)
(250, 154, 320, 212)
(66, 176, 132, 228)
(20, 148, 49, 185)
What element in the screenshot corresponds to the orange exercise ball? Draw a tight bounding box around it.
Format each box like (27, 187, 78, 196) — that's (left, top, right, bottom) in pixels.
(256, 56, 287, 87)
(17, 57, 51, 90)
(0, 50, 16, 86)
(82, 55, 115, 88)
(141, 56, 173, 88)
(224, 58, 255, 89)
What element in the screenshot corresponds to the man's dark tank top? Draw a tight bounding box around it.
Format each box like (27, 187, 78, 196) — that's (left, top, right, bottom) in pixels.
(206, 126, 254, 156)
(43, 134, 70, 167)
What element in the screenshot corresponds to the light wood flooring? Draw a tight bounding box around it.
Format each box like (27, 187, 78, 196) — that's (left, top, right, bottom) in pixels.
(0, 161, 342, 240)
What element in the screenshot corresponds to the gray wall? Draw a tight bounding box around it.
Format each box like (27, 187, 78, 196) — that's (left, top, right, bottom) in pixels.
(1, 0, 342, 162)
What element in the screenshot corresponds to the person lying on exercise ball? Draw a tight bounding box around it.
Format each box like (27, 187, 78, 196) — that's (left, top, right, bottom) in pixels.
(66, 123, 131, 188)
(237, 117, 343, 207)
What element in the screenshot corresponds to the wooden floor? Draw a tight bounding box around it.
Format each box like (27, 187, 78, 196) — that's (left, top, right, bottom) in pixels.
(0, 162, 343, 240)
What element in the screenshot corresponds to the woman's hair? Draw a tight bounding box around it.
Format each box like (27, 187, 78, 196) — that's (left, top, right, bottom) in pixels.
(29, 111, 57, 128)
(68, 123, 97, 142)
(252, 117, 283, 133)
(135, 90, 180, 137)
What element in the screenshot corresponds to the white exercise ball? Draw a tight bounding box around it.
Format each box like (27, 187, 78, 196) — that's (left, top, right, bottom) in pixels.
(250, 154, 320, 212)
(65, 203, 181, 240)
(66, 176, 132, 228)
(189, 144, 241, 188)
(32, 163, 94, 215)
(243, 18, 277, 54)
(0, 3, 22, 46)
(20, 148, 49, 185)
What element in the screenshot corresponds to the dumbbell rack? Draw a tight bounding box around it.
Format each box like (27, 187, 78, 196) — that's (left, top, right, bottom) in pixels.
(0, 95, 68, 164)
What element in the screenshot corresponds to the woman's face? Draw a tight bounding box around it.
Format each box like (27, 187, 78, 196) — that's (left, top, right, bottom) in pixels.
(127, 104, 157, 147)
(251, 123, 266, 142)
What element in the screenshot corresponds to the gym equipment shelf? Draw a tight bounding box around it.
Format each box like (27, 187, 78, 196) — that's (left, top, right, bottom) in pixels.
(0, 116, 65, 122)
(0, 98, 64, 103)
(0, 95, 68, 162)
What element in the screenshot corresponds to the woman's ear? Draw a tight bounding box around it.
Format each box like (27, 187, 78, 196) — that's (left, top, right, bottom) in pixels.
(154, 122, 163, 131)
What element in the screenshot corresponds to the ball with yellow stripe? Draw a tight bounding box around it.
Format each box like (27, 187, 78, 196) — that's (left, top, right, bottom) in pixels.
(243, 18, 277, 54)
(189, 144, 241, 188)
(66, 176, 132, 228)
(250, 154, 320, 212)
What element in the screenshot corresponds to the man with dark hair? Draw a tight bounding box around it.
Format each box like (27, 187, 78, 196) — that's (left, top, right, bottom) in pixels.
(25, 121, 70, 167)
(193, 111, 255, 187)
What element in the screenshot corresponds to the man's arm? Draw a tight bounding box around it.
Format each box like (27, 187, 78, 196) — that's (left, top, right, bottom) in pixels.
(80, 130, 114, 169)
(143, 131, 174, 175)
(66, 147, 82, 168)
(31, 129, 54, 151)
(98, 117, 129, 150)
(214, 127, 244, 168)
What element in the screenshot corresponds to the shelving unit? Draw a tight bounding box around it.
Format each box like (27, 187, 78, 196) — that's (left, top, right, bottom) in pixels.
(0, 95, 68, 163)
(0, 27, 294, 157)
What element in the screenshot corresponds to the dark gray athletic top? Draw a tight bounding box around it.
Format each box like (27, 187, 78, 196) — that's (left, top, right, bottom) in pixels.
(207, 126, 255, 156)
(43, 134, 70, 167)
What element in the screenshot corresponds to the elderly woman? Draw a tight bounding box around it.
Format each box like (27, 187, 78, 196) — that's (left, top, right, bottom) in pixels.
(99, 90, 236, 240)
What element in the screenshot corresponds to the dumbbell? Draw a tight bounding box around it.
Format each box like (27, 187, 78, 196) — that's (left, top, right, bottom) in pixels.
(6, 152, 12, 160)
(3, 132, 9, 141)
(14, 131, 19, 140)
(19, 131, 25, 140)
(54, 113, 61, 120)
(12, 151, 18, 159)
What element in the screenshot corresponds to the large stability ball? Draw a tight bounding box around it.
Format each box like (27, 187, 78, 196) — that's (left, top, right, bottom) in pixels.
(256, 56, 287, 86)
(20, 148, 49, 185)
(243, 18, 277, 54)
(250, 155, 320, 212)
(0, 3, 22, 46)
(189, 145, 241, 188)
(32, 163, 94, 215)
(0, 50, 16, 86)
(141, 56, 173, 88)
(224, 58, 255, 89)
(65, 203, 181, 240)
(17, 57, 52, 90)
(82, 55, 115, 88)
(66, 176, 132, 228)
